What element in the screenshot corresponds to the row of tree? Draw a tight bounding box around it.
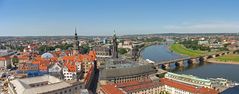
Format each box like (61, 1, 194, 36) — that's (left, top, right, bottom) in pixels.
(142, 37, 165, 42)
(38, 44, 90, 54)
(179, 40, 211, 51)
(180, 40, 229, 51)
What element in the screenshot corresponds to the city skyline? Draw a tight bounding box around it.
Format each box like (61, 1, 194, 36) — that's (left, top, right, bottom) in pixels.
(1, 0, 239, 36)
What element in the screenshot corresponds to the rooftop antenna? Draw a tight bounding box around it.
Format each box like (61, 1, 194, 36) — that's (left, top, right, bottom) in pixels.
(75, 27, 77, 35)
(113, 29, 116, 35)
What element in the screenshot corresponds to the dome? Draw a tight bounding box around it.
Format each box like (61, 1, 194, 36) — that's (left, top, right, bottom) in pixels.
(41, 52, 54, 59)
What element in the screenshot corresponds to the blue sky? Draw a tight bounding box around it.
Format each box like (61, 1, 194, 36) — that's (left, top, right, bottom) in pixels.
(1, 0, 239, 36)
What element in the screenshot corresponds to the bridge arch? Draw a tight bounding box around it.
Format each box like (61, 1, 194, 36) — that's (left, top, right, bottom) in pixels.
(175, 61, 184, 67)
(198, 57, 205, 62)
(207, 55, 213, 59)
(215, 54, 220, 57)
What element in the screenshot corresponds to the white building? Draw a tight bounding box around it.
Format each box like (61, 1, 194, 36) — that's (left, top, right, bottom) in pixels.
(48, 63, 62, 73)
(0, 56, 11, 69)
(118, 40, 133, 49)
(164, 85, 192, 94)
(63, 62, 81, 80)
(161, 78, 218, 94)
(0, 50, 15, 69)
(48, 63, 63, 79)
(165, 72, 212, 88)
(198, 40, 209, 46)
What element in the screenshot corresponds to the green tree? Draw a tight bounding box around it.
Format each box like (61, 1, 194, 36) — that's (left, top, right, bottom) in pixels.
(55, 44, 73, 50)
(12, 56, 19, 67)
(118, 48, 128, 55)
(80, 44, 90, 54)
(16, 46, 24, 51)
(38, 45, 55, 52)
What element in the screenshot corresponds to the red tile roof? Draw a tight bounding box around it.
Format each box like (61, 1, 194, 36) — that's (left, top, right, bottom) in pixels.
(0, 56, 10, 61)
(121, 81, 162, 93)
(100, 84, 124, 94)
(63, 56, 76, 61)
(62, 51, 96, 62)
(161, 78, 219, 94)
(32, 57, 51, 71)
(116, 80, 141, 87)
(84, 64, 94, 83)
(17, 55, 29, 60)
(101, 79, 163, 94)
(64, 62, 77, 72)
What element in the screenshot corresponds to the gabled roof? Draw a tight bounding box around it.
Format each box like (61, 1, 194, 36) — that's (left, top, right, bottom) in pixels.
(64, 61, 78, 72)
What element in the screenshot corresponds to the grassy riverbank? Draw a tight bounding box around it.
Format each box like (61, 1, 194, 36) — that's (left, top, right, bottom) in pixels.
(214, 54, 239, 62)
(169, 44, 206, 57)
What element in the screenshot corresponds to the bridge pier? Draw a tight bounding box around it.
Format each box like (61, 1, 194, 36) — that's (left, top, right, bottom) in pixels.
(162, 63, 170, 69)
(188, 58, 197, 65)
(207, 55, 211, 59)
(175, 61, 184, 67)
(211, 55, 216, 58)
(203, 56, 208, 61)
(192, 58, 198, 63)
(199, 57, 206, 62)
(215, 54, 220, 57)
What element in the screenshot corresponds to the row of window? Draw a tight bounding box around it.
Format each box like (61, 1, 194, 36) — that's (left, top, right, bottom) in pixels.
(63, 72, 75, 75)
(30, 82, 48, 87)
(166, 75, 208, 85)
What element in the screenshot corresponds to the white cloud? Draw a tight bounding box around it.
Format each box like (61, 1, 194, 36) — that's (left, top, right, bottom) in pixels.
(162, 22, 239, 33)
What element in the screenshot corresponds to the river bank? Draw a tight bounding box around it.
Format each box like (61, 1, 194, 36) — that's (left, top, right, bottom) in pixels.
(169, 44, 206, 57)
(207, 59, 239, 65)
(142, 45, 239, 82)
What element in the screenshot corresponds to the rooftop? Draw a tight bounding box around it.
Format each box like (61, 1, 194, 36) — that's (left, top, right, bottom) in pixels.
(9, 75, 73, 94)
(100, 64, 156, 80)
(161, 78, 219, 94)
(100, 58, 138, 69)
(100, 79, 163, 94)
(100, 84, 124, 94)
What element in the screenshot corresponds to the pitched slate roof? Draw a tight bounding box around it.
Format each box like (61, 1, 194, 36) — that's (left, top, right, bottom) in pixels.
(100, 64, 156, 80)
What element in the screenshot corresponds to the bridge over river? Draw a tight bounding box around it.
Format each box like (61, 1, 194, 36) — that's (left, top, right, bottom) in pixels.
(152, 51, 237, 69)
(139, 42, 238, 69)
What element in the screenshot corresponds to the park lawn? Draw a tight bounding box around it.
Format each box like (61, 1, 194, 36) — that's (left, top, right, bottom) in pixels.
(215, 54, 239, 62)
(169, 44, 206, 57)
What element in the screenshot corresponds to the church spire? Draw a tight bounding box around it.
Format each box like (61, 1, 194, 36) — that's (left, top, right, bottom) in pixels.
(73, 27, 79, 55)
(75, 27, 77, 36)
(113, 30, 116, 36)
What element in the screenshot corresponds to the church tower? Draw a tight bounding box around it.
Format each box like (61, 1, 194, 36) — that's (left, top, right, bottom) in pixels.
(112, 31, 118, 58)
(73, 28, 79, 55)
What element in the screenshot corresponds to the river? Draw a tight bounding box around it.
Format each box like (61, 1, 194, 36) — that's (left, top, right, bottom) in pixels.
(141, 45, 239, 93)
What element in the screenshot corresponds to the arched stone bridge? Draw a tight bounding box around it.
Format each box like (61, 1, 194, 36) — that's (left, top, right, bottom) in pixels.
(152, 51, 238, 69)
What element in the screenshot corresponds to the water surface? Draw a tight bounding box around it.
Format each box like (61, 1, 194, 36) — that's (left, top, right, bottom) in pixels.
(141, 45, 239, 82)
